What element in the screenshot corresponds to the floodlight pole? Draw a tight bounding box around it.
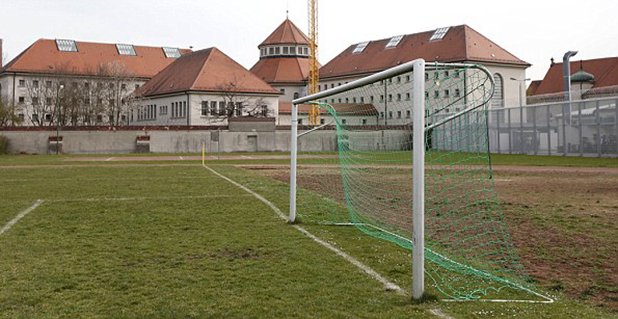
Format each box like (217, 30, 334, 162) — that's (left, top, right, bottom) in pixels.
(412, 59, 426, 300)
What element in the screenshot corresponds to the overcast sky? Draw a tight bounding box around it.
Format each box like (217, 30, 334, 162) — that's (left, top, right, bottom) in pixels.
(1, 0, 617, 83)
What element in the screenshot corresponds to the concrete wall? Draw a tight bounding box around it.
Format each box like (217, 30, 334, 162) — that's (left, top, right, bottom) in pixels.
(0, 129, 340, 154)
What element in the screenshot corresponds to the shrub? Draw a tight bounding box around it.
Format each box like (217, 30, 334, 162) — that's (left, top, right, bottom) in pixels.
(0, 135, 8, 154)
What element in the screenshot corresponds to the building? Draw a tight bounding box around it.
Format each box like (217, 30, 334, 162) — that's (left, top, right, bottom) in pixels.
(134, 47, 280, 126)
(527, 57, 618, 104)
(316, 25, 530, 125)
(250, 19, 313, 102)
(277, 102, 378, 126)
(0, 38, 190, 126)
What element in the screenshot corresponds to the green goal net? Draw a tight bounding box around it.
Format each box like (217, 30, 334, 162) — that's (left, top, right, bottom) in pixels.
(291, 61, 552, 302)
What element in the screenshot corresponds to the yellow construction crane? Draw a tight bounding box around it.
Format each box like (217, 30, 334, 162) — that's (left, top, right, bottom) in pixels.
(308, 0, 320, 125)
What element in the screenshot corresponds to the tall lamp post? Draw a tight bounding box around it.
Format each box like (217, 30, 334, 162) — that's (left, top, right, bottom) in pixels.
(55, 84, 64, 155)
(510, 77, 530, 154)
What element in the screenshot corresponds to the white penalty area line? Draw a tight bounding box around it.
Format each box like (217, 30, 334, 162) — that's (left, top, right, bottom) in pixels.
(48, 194, 251, 203)
(201, 164, 405, 295)
(0, 200, 44, 236)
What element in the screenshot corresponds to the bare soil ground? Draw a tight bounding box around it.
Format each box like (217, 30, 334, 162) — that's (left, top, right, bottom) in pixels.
(245, 164, 618, 312)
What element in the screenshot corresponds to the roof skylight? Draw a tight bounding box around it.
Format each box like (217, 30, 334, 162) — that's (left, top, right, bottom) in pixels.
(116, 43, 136, 56)
(352, 41, 370, 54)
(429, 27, 450, 41)
(55, 39, 78, 52)
(385, 35, 404, 48)
(163, 47, 181, 58)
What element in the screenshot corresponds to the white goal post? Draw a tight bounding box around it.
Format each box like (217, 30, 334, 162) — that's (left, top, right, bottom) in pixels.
(289, 58, 427, 299)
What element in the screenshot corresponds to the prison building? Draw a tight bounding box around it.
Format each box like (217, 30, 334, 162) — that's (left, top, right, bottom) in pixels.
(0, 38, 190, 126)
(134, 47, 280, 126)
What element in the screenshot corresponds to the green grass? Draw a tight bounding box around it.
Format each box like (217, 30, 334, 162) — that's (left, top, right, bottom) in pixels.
(0, 155, 615, 318)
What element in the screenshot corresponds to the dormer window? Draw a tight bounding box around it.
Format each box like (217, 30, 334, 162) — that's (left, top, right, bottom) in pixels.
(353, 41, 369, 54)
(430, 27, 450, 41)
(56, 39, 77, 52)
(116, 43, 136, 56)
(385, 35, 404, 48)
(162, 47, 181, 58)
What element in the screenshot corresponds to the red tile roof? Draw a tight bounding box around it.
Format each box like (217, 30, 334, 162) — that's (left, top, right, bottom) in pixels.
(1, 39, 191, 79)
(279, 102, 378, 116)
(259, 19, 309, 47)
(531, 57, 618, 95)
(320, 25, 529, 79)
(250, 57, 310, 84)
(136, 47, 279, 97)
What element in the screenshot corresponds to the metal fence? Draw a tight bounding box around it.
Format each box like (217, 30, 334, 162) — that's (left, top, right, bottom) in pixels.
(487, 97, 618, 157)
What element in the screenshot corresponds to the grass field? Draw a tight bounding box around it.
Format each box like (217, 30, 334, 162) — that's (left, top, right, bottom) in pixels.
(0, 153, 616, 318)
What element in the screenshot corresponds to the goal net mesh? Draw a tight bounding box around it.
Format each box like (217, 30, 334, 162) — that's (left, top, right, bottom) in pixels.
(294, 62, 545, 301)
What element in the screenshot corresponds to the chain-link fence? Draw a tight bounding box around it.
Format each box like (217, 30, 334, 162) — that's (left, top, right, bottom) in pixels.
(487, 97, 617, 157)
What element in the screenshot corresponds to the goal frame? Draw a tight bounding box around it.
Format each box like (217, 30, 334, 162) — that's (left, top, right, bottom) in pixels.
(289, 58, 427, 299)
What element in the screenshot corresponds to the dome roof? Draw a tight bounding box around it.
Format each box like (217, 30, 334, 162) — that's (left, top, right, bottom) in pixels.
(571, 69, 595, 83)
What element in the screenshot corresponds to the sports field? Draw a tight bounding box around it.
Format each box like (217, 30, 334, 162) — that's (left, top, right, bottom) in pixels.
(0, 153, 616, 318)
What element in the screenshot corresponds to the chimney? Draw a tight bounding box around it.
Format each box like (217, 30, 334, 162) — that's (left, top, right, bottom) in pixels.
(550, 57, 555, 66)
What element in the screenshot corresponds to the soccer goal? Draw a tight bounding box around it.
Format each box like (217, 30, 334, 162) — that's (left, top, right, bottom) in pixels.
(289, 59, 553, 303)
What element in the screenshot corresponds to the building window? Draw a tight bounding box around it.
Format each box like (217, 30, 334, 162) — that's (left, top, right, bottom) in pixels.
(341, 119, 347, 125)
(320, 118, 325, 125)
(434, 91, 440, 98)
(218, 101, 226, 116)
(455, 89, 461, 97)
(283, 47, 289, 54)
(45, 113, 52, 121)
(290, 47, 296, 55)
(388, 111, 393, 118)
(425, 91, 429, 98)
(396, 94, 401, 101)
(84, 82, 90, 89)
(46, 81, 52, 88)
(380, 95, 384, 102)
(298, 119, 302, 125)
(261, 105, 268, 116)
(444, 89, 450, 98)
(269, 47, 274, 55)
(33, 80, 39, 88)
(18, 96, 25, 104)
(280, 88, 285, 94)
(32, 114, 39, 122)
(360, 97, 365, 103)
(135, 84, 140, 90)
(397, 111, 402, 118)
(121, 83, 127, 90)
(380, 112, 384, 118)
(275, 47, 280, 55)
(210, 101, 217, 116)
(31, 97, 39, 105)
(370, 96, 374, 103)
(362, 119, 367, 125)
(201, 101, 209, 116)
(406, 93, 410, 100)
(18, 80, 25, 87)
(492, 73, 504, 108)
(406, 75, 411, 82)
(18, 113, 25, 122)
(406, 110, 411, 118)
(425, 73, 429, 81)
(46, 97, 52, 105)
(388, 94, 392, 102)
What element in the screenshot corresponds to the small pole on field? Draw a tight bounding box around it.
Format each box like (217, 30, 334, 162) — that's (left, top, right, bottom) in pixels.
(202, 142, 205, 165)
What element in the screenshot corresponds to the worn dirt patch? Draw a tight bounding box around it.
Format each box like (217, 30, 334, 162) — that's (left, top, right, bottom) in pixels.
(245, 164, 618, 311)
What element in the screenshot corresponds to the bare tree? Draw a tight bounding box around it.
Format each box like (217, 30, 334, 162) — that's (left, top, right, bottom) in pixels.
(214, 77, 273, 121)
(93, 61, 137, 127)
(0, 95, 20, 127)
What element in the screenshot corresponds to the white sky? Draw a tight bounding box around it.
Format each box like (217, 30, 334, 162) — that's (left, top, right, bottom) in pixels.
(1, 0, 617, 83)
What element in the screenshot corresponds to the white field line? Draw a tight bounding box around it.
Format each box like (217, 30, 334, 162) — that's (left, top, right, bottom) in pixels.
(0, 200, 44, 236)
(105, 157, 114, 161)
(429, 308, 455, 319)
(179, 156, 184, 160)
(201, 164, 405, 295)
(48, 194, 251, 203)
